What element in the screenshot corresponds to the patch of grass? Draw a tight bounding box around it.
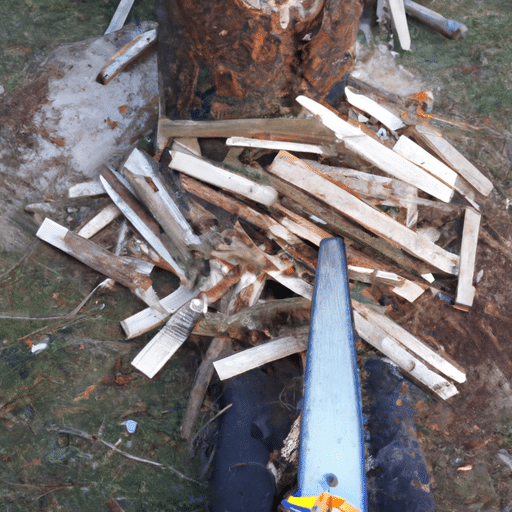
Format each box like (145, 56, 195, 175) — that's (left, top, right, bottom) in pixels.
(0, 0, 156, 91)
(398, 1, 512, 130)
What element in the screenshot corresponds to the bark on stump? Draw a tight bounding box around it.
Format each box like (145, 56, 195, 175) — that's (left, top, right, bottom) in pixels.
(157, 0, 363, 119)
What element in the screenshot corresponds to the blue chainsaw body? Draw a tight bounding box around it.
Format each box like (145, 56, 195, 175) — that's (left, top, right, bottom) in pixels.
(297, 238, 367, 511)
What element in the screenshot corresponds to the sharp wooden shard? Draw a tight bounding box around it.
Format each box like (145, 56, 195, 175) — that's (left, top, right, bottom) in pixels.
(344, 86, 406, 132)
(97, 28, 157, 85)
(169, 150, 279, 207)
(455, 208, 481, 311)
(131, 298, 206, 378)
(296, 95, 454, 202)
(36, 218, 166, 314)
(267, 151, 460, 274)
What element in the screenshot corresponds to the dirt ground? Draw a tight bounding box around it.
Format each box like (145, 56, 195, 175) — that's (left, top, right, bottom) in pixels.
(1, 0, 512, 511)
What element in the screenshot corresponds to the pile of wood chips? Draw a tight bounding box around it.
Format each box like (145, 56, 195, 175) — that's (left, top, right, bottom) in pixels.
(35, 80, 492, 442)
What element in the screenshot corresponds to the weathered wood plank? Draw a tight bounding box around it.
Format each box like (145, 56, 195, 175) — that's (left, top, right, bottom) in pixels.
(296, 95, 454, 202)
(158, 117, 337, 145)
(123, 148, 202, 247)
(120, 285, 199, 339)
(267, 151, 460, 274)
(131, 298, 205, 378)
(170, 150, 278, 207)
(226, 136, 333, 156)
(454, 208, 481, 311)
(214, 336, 307, 381)
(36, 218, 165, 314)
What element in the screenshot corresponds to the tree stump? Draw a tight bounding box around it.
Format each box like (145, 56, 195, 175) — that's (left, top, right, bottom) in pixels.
(157, 0, 363, 119)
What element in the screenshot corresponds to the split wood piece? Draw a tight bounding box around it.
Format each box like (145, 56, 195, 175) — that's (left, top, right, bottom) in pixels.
(404, 0, 468, 40)
(169, 150, 278, 207)
(347, 266, 427, 302)
(225, 137, 335, 156)
(180, 175, 299, 246)
(97, 28, 157, 85)
(344, 86, 405, 132)
(75, 203, 121, 239)
(227, 272, 267, 314)
(104, 0, 135, 34)
(123, 148, 202, 248)
(68, 180, 106, 198)
(121, 259, 234, 339)
(393, 135, 480, 208)
(36, 218, 166, 315)
(352, 311, 458, 400)
(131, 298, 206, 378)
(124, 170, 194, 263)
(158, 117, 337, 146)
(304, 158, 462, 213)
(303, 158, 419, 228)
(173, 137, 201, 156)
(99, 167, 188, 282)
(296, 95, 454, 203)
(270, 203, 332, 246)
(414, 124, 493, 197)
(454, 208, 481, 311)
(268, 151, 460, 275)
(192, 297, 311, 341)
(200, 265, 242, 305)
(347, 75, 406, 111)
(275, 188, 434, 278)
(388, 0, 411, 50)
(352, 299, 466, 383)
(121, 285, 199, 339)
(267, 269, 314, 300)
(76, 201, 121, 238)
(214, 336, 307, 381)
(180, 336, 232, 441)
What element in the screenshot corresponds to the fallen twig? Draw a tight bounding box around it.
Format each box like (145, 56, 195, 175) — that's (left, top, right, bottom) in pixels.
(49, 426, 206, 486)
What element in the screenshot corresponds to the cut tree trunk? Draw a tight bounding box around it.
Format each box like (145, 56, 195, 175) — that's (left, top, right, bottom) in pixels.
(156, 0, 363, 119)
